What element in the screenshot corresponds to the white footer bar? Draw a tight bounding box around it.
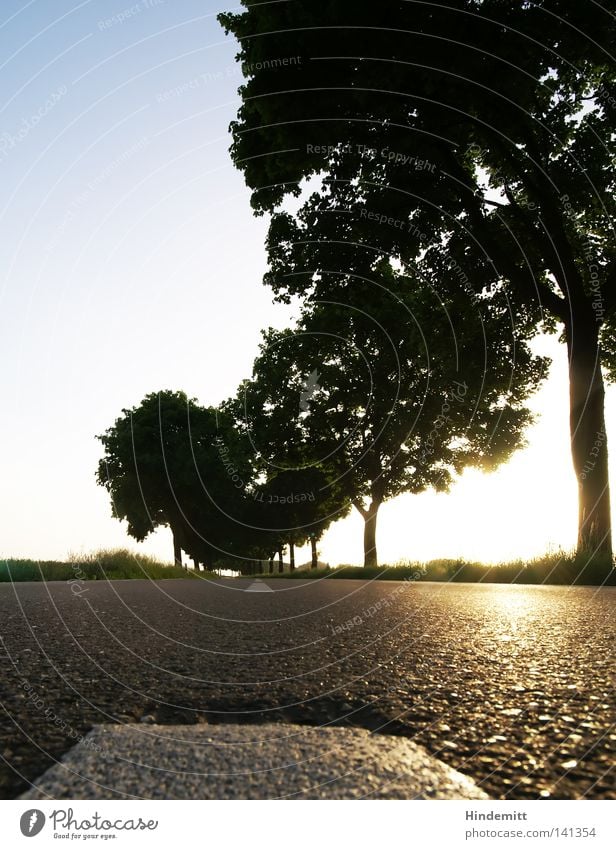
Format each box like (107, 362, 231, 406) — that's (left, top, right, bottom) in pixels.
(2, 799, 615, 849)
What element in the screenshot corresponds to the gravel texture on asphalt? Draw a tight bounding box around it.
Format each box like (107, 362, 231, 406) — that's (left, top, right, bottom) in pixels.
(20, 722, 489, 800)
(1, 578, 614, 800)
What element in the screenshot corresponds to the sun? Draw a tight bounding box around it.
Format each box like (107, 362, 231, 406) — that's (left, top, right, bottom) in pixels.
(317, 336, 616, 567)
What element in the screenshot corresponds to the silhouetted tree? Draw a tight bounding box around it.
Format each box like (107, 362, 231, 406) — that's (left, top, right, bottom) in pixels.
(96, 391, 252, 569)
(220, 1, 616, 557)
(254, 466, 350, 570)
(239, 269, 545, 566)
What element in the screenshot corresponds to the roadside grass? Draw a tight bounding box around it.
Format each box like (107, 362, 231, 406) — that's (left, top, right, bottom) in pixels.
(0, 549, 210, 582)
(2, 549, 613, 585)
(254, 550, 616, 586)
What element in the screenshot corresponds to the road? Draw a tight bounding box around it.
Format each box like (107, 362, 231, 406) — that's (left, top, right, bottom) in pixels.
(0, 578, 614, 799)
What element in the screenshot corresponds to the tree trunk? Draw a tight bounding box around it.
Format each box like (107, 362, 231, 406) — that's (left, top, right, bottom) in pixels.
(172, 530, 182, 569)
(278, 549, 284, 573)
(353, 500, 381, 568)
(289, 541, 295, 571)
(310, 536, 318, 569)
(363, 505, 379, 568)
(567, 317, 612, 558)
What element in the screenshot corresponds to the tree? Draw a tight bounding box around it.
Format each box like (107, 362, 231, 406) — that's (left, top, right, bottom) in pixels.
(219, 1, 616, 558)
(254, 466, 350, 570)
(239, 267, 545, 566)
(224, 379, 351, 570)
(96, 391, 253, 569)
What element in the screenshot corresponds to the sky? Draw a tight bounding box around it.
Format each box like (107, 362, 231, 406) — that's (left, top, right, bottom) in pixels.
(1, 0, 615, 567)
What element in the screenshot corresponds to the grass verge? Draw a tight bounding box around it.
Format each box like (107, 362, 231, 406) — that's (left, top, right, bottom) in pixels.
(0, 549, 211, 582)
(254, 551, 616, 586)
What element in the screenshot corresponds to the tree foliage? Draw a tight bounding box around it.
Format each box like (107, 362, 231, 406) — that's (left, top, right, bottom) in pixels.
(238, 265, 545, 565)
(97, 390, 348, 571)
(220, 0, 616, 556)
(96, 391, 252, 569)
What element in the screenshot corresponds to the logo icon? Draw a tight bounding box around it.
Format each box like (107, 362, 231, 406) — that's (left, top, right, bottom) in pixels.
(20, 810, 46, 837)
(299, 369, 321, 412)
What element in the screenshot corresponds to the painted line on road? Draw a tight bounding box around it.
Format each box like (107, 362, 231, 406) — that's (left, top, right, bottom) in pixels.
(21, 722, 489, 800)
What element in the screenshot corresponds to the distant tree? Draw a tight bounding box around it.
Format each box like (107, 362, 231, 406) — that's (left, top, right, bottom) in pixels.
(254, 466, 351, 570)
(96, 391, 252, 569)
(239, 269, 545, 566)
(220, 1, 616, 557)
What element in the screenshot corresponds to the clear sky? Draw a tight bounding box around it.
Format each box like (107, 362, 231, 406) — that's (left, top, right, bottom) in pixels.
(1, 1, 614, 567)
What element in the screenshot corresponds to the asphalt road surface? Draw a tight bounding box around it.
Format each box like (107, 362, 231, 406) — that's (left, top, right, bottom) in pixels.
(0, 578, 614, 799)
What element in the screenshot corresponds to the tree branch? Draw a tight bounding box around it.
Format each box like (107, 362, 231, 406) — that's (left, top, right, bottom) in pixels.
(445, 155, 568, 322)
(352, 499, 368, 519)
